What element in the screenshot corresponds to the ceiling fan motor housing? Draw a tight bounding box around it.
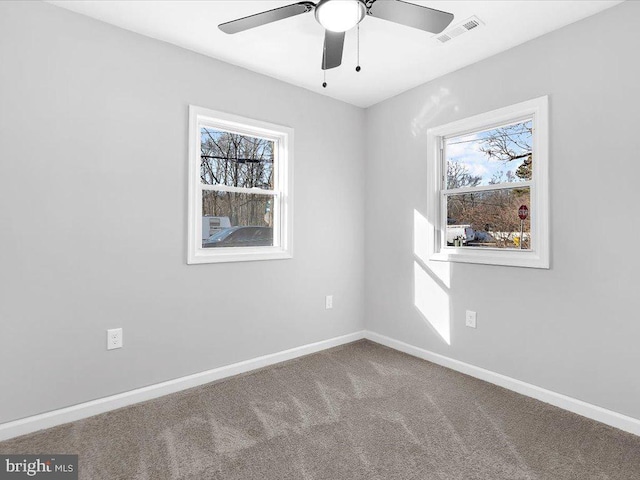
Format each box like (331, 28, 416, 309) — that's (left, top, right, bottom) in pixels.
(314, 0, 367, 33)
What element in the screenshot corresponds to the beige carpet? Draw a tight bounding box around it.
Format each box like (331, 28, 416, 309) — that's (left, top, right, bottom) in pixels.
(1, 340, 639, 479)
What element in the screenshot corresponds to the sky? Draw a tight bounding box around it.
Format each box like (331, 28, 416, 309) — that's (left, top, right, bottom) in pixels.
(445, 120, 532, 187)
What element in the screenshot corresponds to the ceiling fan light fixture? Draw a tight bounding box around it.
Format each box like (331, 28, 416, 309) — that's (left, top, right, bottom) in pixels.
(315, 0, 366, 33)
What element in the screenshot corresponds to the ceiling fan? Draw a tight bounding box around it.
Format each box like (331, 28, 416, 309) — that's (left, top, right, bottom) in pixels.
(219, 0, 454, 74)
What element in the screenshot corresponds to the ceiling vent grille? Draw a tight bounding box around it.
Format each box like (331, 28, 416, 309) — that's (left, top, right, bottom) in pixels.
(436, 16, 483, 44)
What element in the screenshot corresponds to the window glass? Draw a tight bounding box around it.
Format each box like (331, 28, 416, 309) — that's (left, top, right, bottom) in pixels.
(446, 120, 532, 188)
(202, 191, 273, 228)
(444, 119, 534, 251)
(200, 128, 274, 190)
(445, 188, 531, 249)
(202, 226, 274, 249)
(201, 192, 274, 248)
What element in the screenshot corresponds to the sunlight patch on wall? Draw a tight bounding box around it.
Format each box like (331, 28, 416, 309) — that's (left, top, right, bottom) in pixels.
(411, 87, 457, 137)
(414, 261, 451, 345)
(414, 209, 450, 288)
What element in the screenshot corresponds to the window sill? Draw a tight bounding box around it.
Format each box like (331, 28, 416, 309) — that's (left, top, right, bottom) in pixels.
(188, 246, 293, 265)
(430, 248, 549, 269)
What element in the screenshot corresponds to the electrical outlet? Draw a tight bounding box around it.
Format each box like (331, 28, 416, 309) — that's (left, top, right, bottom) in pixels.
(107, 328, 123, 350)
(325, 295, 333, 309)
(465, 311, 477, 328)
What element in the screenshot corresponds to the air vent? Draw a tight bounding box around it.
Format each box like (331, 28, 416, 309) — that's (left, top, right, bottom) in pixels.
(436, 16, 483, 44)
(463, 19, 480, 31)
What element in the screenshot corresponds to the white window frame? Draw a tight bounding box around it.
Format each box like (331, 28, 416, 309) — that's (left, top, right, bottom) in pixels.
(187, 105, 293, 264)
(426, 96, 549, 269)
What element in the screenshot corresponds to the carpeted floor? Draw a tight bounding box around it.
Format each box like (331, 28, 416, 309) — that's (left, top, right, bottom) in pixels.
(1, 340, 639, 479)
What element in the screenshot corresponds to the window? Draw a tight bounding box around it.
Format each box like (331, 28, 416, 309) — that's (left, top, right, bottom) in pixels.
(188, 106, 293, 264)
(426, 97, 549, 268)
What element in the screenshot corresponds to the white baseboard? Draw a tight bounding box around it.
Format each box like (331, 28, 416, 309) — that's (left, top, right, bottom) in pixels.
(364, 330, 640, 437)
(3, 329, 638, 442)
(0, 331, 365, 442)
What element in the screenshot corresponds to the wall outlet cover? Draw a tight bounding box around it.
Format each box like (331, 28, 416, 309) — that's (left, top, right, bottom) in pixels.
(465, 311, 477, 328)
(325, 295, 333, 309)
(107, 328, 123, 350)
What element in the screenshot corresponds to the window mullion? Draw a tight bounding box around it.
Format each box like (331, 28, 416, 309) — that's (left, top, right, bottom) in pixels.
(443, 181, 533, 196)
(201, 184, 277, 195)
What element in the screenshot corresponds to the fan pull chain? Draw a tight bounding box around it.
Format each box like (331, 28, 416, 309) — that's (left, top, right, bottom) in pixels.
(322, 42, 328, 88)
(356, 24, 361, 72)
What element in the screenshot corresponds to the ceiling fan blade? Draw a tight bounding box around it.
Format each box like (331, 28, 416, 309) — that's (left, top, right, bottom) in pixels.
(219, 2, 315, 34)
(369, 0, 454, 34)
(322, 30, 345, 70)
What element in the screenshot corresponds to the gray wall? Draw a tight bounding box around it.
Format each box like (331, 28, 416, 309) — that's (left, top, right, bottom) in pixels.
(365, 1, 640, 419)
(2, 0, 638, 426)
(0, 1, 365, 423)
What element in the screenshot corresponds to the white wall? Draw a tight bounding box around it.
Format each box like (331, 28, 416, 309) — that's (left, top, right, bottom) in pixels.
(365, 1, 640, 419)
(0, 1, 365, 424)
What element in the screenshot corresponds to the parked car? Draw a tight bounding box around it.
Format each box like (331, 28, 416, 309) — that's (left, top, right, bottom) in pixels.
(202, 226, 273, 248)
(446, 225, 475, 245)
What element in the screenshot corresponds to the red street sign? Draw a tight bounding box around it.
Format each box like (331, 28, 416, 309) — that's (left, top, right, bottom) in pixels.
(518, 205, 529, 220)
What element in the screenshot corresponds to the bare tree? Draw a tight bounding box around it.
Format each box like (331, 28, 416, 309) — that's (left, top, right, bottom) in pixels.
(447, 161, 481, 189)
(467, 190, 530, 247)
(479, 122, 532, 164)
(201, 129, 274, 227)
(446, 120, 533, 247)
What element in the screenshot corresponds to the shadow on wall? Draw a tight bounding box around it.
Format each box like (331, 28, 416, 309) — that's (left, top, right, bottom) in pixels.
(413, 209, 451, 345)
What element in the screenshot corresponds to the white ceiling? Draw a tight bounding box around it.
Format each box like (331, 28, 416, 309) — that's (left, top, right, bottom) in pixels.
(47, 0, 623, 108)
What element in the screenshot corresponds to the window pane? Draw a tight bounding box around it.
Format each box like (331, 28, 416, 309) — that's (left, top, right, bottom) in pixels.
(445, 120, 532, 188)
(446, 187, 531, 249)
(202, 191, 274, 248)
(200, 127, 274, 190)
